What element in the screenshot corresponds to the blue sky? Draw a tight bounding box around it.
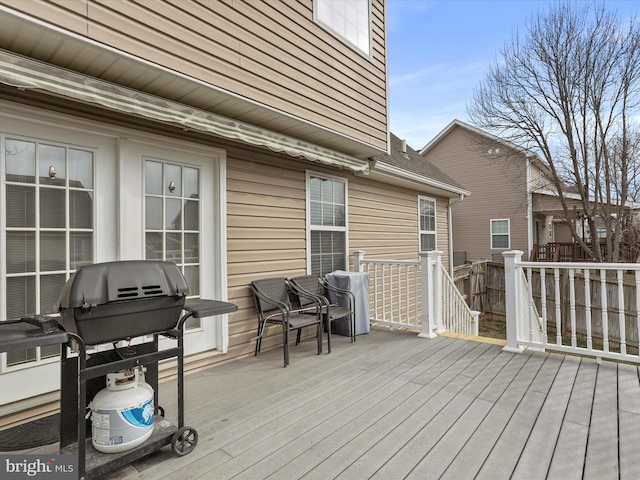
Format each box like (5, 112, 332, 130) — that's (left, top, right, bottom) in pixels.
(387, 0, 640, 150)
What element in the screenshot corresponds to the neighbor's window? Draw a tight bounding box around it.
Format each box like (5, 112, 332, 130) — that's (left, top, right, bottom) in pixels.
(315, 0, 371, 55)
(307, 173, 347, 275)
(4, 137, 94, 365)
(419, 196, 436, 252)
(491, 219, 510, 249)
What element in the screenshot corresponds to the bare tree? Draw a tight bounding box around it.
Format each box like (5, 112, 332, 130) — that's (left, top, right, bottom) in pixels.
(469, 1, 640, 262)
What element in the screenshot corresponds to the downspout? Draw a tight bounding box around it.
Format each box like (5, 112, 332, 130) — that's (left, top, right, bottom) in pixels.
(448, 194, 465, 277)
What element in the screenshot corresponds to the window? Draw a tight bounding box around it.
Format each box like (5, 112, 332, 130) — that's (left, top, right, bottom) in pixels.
(491, 219, 510, 249)
(144, 159, 201, 328)
(419, 197, 436, 252)
(307, 173, 347, 275)
(315, 0, 371, 55)
(3, 137, 94, 366)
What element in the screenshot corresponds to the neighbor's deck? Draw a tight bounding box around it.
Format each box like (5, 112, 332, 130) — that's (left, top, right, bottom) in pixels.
(33, 327, 640, 479)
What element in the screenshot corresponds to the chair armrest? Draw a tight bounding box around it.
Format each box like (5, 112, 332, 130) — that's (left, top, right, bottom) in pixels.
(250, 284, 289, 314)
(321, 278, 355, 306)
(288, 281, 330, 307)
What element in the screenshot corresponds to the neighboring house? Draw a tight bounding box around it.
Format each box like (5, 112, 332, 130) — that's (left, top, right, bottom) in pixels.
(0, 1, 466, 414)
(421, 119, 581, 264)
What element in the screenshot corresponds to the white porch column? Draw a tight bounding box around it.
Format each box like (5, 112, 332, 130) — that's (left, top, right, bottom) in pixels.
(418, 252, 437, 338)
(503, 250, 525, 353)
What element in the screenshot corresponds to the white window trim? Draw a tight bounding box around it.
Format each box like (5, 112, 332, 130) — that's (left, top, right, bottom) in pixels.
(313, 0, 373, 58)
(491, 218, 511, 250)
(418, 196, 437, 253)
(305, 170, 349, 274)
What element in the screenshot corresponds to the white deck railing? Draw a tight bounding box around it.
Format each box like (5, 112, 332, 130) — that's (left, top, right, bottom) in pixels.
(504, 250, 640, 364)
(353, 250, 479, 338)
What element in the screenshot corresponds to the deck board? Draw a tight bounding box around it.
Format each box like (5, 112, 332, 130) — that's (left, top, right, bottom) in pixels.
(584, 361, 620, 480)
(439, 351, 546, 480)
(618, 364, 640, 479)
(512, 355, 581, 480)
(15, 327, 640, 480)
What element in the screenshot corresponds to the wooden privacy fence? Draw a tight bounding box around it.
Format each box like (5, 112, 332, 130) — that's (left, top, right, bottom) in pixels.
(454, 261, 505, 320)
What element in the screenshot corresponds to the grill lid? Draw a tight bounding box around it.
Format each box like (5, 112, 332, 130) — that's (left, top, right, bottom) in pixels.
(57, 260, 189, 309)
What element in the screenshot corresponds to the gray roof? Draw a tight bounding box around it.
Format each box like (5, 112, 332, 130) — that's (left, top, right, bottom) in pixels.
(372, 133, 465, 192)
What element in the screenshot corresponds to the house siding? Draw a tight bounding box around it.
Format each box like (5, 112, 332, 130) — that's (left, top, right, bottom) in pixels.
(423, 124, 529, 261)
(0, 0, 388, 152)
(349, 178, 450, 269)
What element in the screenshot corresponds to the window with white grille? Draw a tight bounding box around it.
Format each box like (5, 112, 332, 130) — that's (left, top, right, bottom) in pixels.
(144, 159, 201, 328)
(419, 196, 436, 252)
(307, 173, 348, 275)
(3, 136, 94, 366)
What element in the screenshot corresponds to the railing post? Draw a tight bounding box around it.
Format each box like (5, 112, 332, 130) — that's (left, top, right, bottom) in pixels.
(471, 310, 480, 336)
(503, 250, 525, 353)
(418, 252, 437, 338)
(353, 250, 365, 273)
(431, 251, 444, 333)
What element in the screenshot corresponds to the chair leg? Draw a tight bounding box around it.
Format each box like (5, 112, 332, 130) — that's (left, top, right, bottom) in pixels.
(326, 316, 332, 354)
(283, 324, 289, 367)
(351, 313, 356, 343)
(316, 320, 322, 355)
(255, 321, 264, 356)
(295, 328, 302, 345)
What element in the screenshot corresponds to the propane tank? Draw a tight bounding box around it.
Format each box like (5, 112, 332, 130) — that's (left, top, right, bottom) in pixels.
(90, 366, 154, 453)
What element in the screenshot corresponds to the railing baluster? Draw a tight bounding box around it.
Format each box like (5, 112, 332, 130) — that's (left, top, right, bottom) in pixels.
(617, 269, 626, 355)
(554, 268, 562, 346)
(390, 264, 395, 322)
(601, 269, 609, 353)
(569, 268, 577, 348)
(584, 269, 592, 352)
(381, 264, 386, 322)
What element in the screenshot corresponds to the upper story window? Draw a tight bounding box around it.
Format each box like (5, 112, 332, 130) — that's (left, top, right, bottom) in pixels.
(315, 0, 371, 55)
(307, 173, 348, 275)
(491, 219, 510, 249)
(419, 196, 436, 252)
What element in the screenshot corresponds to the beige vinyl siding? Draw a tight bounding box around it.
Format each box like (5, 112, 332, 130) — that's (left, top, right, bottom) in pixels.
(2, 0, 388, 151)
(424, 125, 529, 261)
(225, 151, 308, 359)
(340, 177, 450, 270)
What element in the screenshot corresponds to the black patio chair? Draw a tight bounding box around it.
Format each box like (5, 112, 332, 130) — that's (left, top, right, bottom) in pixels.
(288, 274, 356, 353)
(250, 277, 322, 367)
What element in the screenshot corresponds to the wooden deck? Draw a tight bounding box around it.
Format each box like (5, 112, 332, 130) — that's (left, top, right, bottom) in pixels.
(30, 326, 640, 479)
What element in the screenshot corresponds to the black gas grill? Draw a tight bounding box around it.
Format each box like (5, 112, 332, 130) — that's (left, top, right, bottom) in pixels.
(0, 260, 237, 479)
(57, 260, 189, 345)
(51, 260, 237, 479)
